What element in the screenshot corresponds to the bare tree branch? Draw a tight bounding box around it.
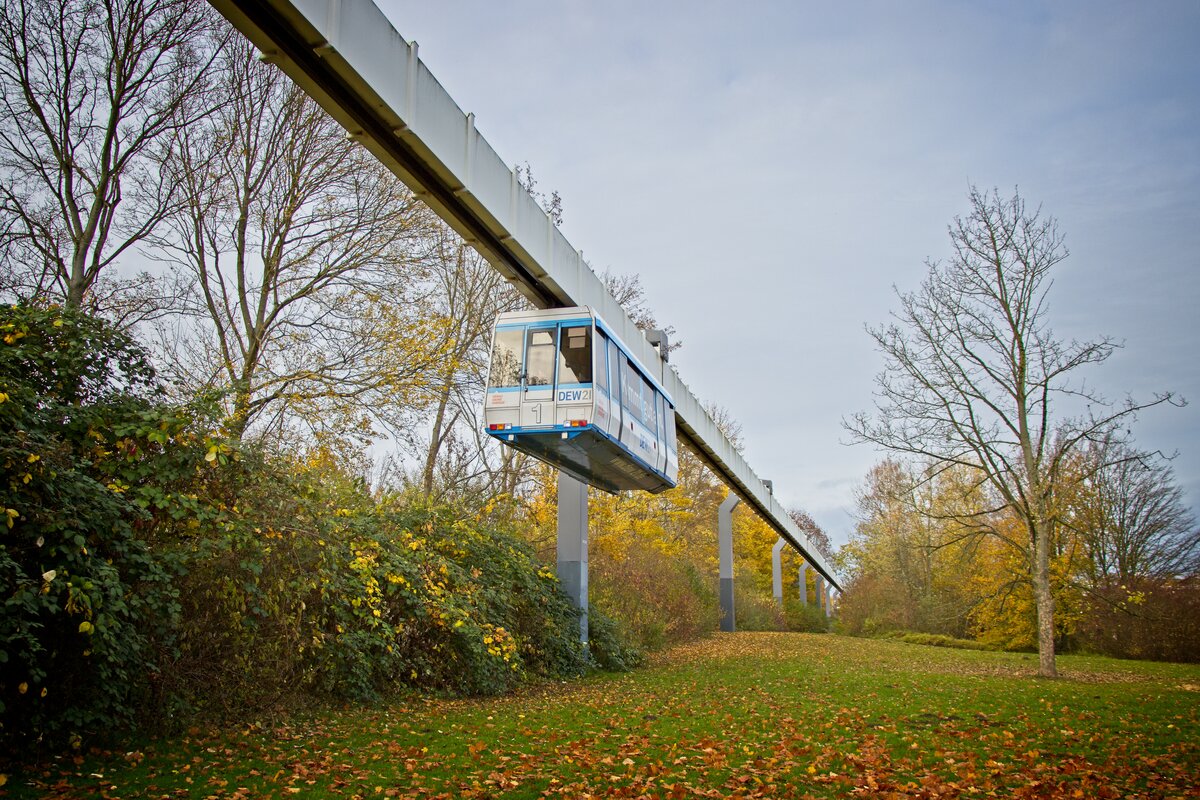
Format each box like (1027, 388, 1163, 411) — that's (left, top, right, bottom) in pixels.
(150, 38, 445, 444)
(0, 0, 225, 317)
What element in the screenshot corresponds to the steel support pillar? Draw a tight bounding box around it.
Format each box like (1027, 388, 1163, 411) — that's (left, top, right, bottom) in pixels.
(799, 563, 809, 605)
(556, 471, 589, 643)
(771, 537, 785, 608)
(718, 493, 740, 632)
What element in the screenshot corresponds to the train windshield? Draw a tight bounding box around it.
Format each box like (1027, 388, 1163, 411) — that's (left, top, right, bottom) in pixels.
(489, 328, 524, 388)
(558, 325, 592, 384)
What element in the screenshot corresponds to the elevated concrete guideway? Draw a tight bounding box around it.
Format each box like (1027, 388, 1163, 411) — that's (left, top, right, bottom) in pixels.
(211, 0, 840, 590)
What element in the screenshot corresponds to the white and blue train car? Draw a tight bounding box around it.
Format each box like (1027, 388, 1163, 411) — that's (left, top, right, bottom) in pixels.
(483, 307, 679, 494)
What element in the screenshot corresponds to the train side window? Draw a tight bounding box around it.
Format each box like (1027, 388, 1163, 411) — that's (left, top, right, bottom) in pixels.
(594, 331, 609, 393)
(525, 328, 555, 386)
(558, 325, 592, 385)
(655, 393, 666, 443)
(489, 328, 524, 388)
(641, 375, 656, 434)
(608, 339, 621, 404)
(620, 356, 642, 425)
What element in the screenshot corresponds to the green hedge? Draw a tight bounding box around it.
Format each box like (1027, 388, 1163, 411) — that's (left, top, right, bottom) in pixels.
(882, 630, 997, 651)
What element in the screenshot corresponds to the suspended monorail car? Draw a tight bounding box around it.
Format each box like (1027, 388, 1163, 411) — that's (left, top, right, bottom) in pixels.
(483, 307, 678, 493)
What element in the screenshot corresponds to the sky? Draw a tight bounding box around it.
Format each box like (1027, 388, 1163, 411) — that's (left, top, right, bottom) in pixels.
(376, 0, 1200, 549)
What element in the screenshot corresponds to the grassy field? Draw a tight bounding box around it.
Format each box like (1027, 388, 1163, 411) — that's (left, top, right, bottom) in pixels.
(4, 633, 1198, 798)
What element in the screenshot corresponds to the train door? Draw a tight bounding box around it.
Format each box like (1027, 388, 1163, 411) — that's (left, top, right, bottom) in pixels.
(617, 355, 636, 451)
(618, 357, 655, 467)
(555, 324, 593, 425)
(663, 402, 679, 482)
(654, 393, 668, 474)
(641, 374, 659, 471)
(593, 330, 612, 434)
(607, 337, 622, 438)
(520, 326, 556, 428)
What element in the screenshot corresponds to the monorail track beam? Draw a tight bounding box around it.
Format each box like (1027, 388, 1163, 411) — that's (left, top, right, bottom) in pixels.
(210, 0, 840, 592)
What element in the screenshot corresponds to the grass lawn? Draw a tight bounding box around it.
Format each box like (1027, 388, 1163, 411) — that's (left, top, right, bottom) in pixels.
(4, 633, 1198, 798)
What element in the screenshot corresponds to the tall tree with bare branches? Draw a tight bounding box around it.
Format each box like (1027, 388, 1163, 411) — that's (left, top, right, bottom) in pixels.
(845, 187, 1178, 677)
(152, 39, 444, 443)
(0, 0, 222, 314)
(1072, 438, 1199, 585)
(415, 229, 524, 498)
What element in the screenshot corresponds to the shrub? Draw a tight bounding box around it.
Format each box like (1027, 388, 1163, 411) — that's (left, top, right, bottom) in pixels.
(590, 546, 716, 650)
(1076, 577, 1200, 663)
(733, 582, 786, 631)
(783, 597, 831, 633)
(352, 499, 590, 695)
(0, 304, 221, 747)
(587, 606, 644, 672)
(835, 573, 913, 636)
(165, 463, 590, 710)
(895, 632, 995, 651)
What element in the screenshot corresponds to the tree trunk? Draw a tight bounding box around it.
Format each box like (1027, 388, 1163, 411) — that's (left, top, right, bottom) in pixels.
(421, 376, 453, 497)
(1032, 521, 1058, 677)
(226, 383, 253, 441)
(66, 278, 86, 309)
(67, 250, 88, 308)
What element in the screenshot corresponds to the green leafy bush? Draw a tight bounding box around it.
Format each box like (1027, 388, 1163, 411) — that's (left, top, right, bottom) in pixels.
(783, 597, 832, 633)
(163, 458, 590, 710)
(876, 631, 996, 651)
(303, 499, 589, 698)
(0, 304, 221, 747)
(586, 606, 644, 672)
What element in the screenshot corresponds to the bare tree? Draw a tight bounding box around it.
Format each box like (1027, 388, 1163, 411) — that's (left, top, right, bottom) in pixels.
(1074, 439, 1199, 584)
(416, 228, 525, 498)
(0, 0, 222, 312)
(789, 507, 834, 563)
(153, 39, 443, 442)
(845, 187, 1178, 677)
(514, 161, 563, 227)
(600, 269, 682, 354)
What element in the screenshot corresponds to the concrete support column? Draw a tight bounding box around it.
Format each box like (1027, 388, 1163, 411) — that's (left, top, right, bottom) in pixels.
(556, 471, 589, 643)
(799, 563, 809, 605)
(826, 588, 835, 618)
(771, 537, 785, 608)
(815, 573, 826, 616)
(718, 493, 740, 632)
